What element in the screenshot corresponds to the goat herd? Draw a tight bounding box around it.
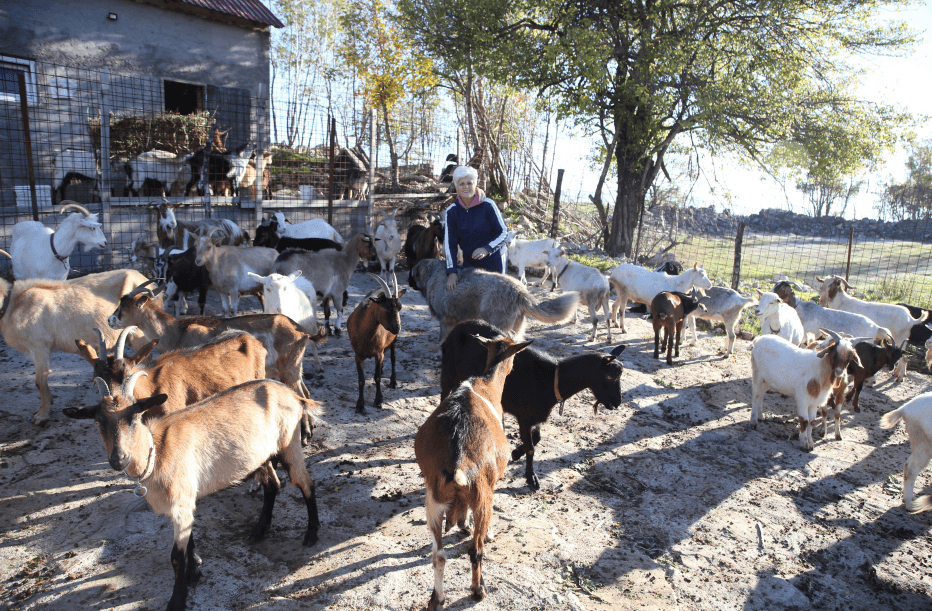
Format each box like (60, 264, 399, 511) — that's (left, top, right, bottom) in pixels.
(1, 202, 932, 610)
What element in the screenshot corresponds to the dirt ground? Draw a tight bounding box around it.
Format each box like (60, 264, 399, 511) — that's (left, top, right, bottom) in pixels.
(1, 270, 931, 611)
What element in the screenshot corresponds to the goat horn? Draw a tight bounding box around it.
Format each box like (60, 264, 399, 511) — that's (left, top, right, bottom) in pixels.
(115, 326, 138, 361)
(122, 371, 148, 401)
(819, 328, 841, 344)
(390, 208, 398, 222)
(815, 276, 825, 283)
(60, 201, 91, 217)
(392, 271, 399, 298)
(367, 273, 392, 296)
(93, 328, 108, 359)
(0, 249, 10, 260)
(94, 377, 111, 397)
(840, 278, 856, 290)
(126, 279, 158, 299)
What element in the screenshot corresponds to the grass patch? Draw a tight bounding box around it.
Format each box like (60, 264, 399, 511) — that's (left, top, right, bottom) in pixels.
(567, 253, 619, 274)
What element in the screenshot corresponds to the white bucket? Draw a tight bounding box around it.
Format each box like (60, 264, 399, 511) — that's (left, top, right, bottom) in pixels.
(300, 185, 314, 200)
(14, 185, 53, 209)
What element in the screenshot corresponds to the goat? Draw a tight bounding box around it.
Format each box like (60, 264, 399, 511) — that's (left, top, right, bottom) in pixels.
(271, 233, 376, 335)
(926, 336, 932, 372)
(609, 262, 713, 333)
(266, 210, 344, 244)
(127, 150, 188, 197)
(627, 261, 685, 314)
(408, 258, 580, 342)
(844, 339, 906, 412)
(239, 152, 274, 200)
(0, 259, 147, 425)
(253, 214, 343, 252)
(404, 212, 445, 267)
(224, 146, 255, 196)
(897, 303, 932, 348)
(506, 233, 559, 286)
(194, 230, 277, 316)
(545, 247, 613, 343)
(755, 290, 805, 345)
(750, 329, 862, 451)
(108, 281, 324, 443)
(52, 149, 98, 205)
(373, 208, 402, 291)
(184, 148, 233, 196)
(440, 320, 625, 490)
(247, 271, 324, 372)
(414, 334, 532, 610)
(816, 275, 928, 382)
(64, 378, 321, 611)
(75, 326, 267, 419)
(10, 202, 107, 280)
(772, 281, 895, 345)
(162, 247, 210, 316)
(651, 289, 706, 365)
(346, 274, 407, 413)
(153, 200, 249, 249)
(880, 392, 932, 512)
(685, 287, 757, 355)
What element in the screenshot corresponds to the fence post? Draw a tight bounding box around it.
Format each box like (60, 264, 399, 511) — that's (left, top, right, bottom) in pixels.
(550, 169, 564, 239)
(18, 74, 39, 221)
(367, 109, 375, 230)
(731, 222, 746, 290)
(328, 116, 336, 226)
(99, 69, 114, 270)
(845, 227, 854, 283)
(255, 84, 267, 228)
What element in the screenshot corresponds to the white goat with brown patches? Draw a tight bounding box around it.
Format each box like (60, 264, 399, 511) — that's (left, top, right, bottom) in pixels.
(414, 335, 532, 610)
(0, 258, 147, 425)
(880, 392, 932, 513)
(64, 378, 321, 611)
(816, 275, 928, 382)
(750, 329, 862, 451)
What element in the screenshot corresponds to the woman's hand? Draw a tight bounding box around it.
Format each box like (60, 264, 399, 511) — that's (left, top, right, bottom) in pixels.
(471, 247, 489, 260)
(446, 273, 458, 291)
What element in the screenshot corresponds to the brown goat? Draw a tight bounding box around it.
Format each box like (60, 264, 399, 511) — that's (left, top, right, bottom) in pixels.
(651, 289, 706, 365)
(414, 335, 532, 610)
(346, 273, 407, 413)
(404, 212, 444, 267)
(108, 281, 326, 442)
(75, 326, 268, 420)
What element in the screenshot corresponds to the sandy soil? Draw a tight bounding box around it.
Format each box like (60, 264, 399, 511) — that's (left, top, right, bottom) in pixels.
(1, 270, 931, 611)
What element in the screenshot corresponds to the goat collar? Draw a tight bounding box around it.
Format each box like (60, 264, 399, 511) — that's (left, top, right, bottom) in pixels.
(555, 259, 571, 284)
(49, 233, 68, 265)
(124, 428, 155, 497)
(554, 366, 566, 415)
(769, 321, 781, 334)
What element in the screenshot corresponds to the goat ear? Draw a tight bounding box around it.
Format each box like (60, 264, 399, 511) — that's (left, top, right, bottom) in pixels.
(63, 405, 98, 420)
(75, 340, 99, 365)
(136, 394, 168, 414)
(693, 262, 699, 270)
(127, 339, 158, 367)
(609, 344, 627, 357)
(396, 288, 408, 299)
(288, 270, 303, 281)
(755, 289, 763, 297)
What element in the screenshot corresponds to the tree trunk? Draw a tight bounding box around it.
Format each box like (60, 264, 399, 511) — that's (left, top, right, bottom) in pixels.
(380, 100, 400, 188)
(608, 169, 645, 257)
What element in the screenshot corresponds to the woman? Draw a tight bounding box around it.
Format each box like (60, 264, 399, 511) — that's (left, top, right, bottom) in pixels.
(443, 166, 509, 290)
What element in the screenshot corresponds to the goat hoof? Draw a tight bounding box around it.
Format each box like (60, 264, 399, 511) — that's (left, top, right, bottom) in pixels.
(31, 413, 50, 427)
(471, 586, 486, 601)
(185, 565, 202, 584)
(387, 380, 397, 389)
(852, 405, 861, 413)
(427, 590, 444, 610)
(510, 448, 524, 461)
(302, 530, 319, 546)
(248, 523, 269, 543)
(333, 328, 342, 337)
(527, 474, 540, 491)
(167, 593, 188, 611)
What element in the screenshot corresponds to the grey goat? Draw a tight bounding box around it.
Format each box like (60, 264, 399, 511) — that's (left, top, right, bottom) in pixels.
(686, 287, 757, 355)
(545, 247, 612, 343)
(407, 258, 579, 342)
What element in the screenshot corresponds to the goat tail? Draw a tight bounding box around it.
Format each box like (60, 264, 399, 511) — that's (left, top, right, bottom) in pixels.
(520, 291, 580, 324)
(879, 406, 905, 430)
(441, 467, 469, 487)
(912, 309, 930, 325)
(220, 218, 246, 245)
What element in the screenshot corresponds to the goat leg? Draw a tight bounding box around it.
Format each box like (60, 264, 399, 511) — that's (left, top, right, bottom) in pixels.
(168, 542, 188, 611)
(520, 424, 541, 491)
(354, 356, 367, 414)
(373, 353, 385, 409)
(387, 340, 398, 389)
(185, 532, 202, 584)
(249, 472, 280, 542)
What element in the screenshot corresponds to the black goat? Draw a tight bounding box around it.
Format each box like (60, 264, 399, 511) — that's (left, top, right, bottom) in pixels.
(440, 320, 626, 490)
(184, 149, 233, 196)
(898, 303, 932, 348)
(254, 219, 343, 253)
(163, 247, 211, 316)
(438, 153, 458, 183)
(846, 339, 906, 412)
(404, 212, 444, 267)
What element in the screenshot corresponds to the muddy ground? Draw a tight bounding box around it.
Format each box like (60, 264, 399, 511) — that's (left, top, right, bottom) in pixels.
(1, 270, 931, 611)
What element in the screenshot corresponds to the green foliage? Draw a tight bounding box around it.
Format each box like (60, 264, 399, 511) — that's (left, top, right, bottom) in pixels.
(566, 253, 617, 274)
(877, 138, 932, 221)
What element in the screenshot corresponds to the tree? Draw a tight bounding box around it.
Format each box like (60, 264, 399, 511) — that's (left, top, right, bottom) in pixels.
(500, 0, 914, 256)
(796, 174, 862, 218)
(878, 139, 932, 221)
(340, 0, 437, 187)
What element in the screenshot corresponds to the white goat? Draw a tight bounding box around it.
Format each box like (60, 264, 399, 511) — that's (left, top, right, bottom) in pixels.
(609, 262, 713, 333)
(816, 275, 928, 381)
(127, 150, 188, 197)
(248, 271, 323, 372)
(52, 149, 98, 205)
(755, 291, 805, 345)
(268, 210, 344, 244)
(545, 247, 612, 343)
(194, 231, 277, 316)
(10, 202, 107, 280)
(772, 281, 895, 346)
(686, 287, 757, 355)
(373, 208, 402, 291)
(750, 330, 862, 451)
(880, 392, 932, 512)
(506, 232, 559, 286)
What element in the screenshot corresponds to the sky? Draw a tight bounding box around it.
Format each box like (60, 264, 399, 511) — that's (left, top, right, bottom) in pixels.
(553, 1, 932, 220)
